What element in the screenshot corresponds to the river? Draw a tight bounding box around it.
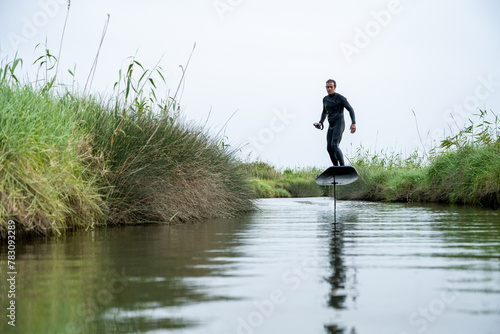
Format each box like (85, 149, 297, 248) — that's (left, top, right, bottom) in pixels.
(1, 198, 499, 334)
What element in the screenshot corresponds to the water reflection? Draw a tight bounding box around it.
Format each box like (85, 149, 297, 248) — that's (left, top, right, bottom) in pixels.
(89, 219, 252, 333)
(320, 203, 360, 334)
(1, 199, 499, 334)
(327, 221, 348, 310)
(0, 217, 252, 334)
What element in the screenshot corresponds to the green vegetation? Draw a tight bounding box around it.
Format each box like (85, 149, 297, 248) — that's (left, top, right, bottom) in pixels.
(0, 78, 105, 237)
(82, 95, 254, 225)
(243, 161, 325, 198)
(0, 54, 253, 238)
(244, 110, 500, 209)
(1, 46, 498, 238)
(341, 109, 500, 208)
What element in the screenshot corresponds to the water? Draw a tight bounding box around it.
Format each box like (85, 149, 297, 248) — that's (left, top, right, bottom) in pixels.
(1, 198, 500, 334)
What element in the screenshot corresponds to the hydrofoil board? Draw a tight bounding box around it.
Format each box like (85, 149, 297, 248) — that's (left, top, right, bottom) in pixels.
(315, 166, 358, 186)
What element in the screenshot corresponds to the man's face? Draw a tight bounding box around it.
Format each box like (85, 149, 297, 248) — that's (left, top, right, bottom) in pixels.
(326, 82, 335, 94)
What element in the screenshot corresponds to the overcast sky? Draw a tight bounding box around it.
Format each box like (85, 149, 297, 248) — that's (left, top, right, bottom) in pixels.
(1, 0, 500, 168)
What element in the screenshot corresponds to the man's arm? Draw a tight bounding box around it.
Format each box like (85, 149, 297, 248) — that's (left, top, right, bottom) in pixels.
(342, 96, 356, 133)
(318, 98, 327, 127)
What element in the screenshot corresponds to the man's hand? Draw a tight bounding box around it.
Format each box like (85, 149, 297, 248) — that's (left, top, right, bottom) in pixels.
(314, 122, 323, 130)
(350, 124, 356, 134)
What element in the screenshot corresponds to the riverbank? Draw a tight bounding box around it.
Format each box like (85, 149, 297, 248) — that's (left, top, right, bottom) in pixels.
(0, 58, 253, 238)
(242, 162, 325, 198)
(247, 110, 500, 208)
(2, 55, 498, 239)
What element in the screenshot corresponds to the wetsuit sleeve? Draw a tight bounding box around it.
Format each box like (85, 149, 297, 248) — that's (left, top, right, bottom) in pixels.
(342, 96, 356, 124)
(319, 98, 326, 123)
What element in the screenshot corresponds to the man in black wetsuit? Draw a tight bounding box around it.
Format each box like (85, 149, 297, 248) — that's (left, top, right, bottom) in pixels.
(315, 79, 356, 166)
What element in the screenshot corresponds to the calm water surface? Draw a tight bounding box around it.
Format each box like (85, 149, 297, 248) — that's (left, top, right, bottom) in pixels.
(1, 198, 500, 334)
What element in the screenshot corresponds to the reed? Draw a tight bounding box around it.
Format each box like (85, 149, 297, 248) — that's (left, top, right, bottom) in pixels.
(80, 98, 254, 224)
(0, 51, 253, 237)
(246, 110, 500, 209)
(0, 69, 105, 237)
(243, 161, 324, 198)
(340, 110, 500, 208)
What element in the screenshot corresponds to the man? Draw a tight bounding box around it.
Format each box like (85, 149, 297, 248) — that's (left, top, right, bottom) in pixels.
(315, 79, 356, 166)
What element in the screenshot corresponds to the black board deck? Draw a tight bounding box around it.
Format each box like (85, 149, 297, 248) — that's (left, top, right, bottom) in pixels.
(315, 166, 359, 186)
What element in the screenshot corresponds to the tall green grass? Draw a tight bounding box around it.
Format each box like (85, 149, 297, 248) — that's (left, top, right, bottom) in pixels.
(0, 52, 253, 237)
(243, 161, 325, 198)
(246, 110, 500, 209)
(80, 98, 253, 224)
(340, 110, 500, 207)
(0, 78, 105, 236)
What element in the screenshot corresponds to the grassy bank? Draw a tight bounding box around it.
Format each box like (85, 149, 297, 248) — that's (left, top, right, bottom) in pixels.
(0, 83, 105, 237)
(1, 55, 498, 238)
(243, 162, 325, 198)
(80, 96, 254, 225)
(247, 110, 500, 208)
(0, 57, 253, 238)
(340, 110, 500, 208)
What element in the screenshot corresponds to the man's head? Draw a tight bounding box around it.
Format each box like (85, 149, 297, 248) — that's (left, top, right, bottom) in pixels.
(326, 79, 336, 94)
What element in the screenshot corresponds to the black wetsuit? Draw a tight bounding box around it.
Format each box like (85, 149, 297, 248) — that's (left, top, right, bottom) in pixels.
(319, 93, 356, 166)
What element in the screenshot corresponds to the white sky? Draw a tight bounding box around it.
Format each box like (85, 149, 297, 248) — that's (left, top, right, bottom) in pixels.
(1, 0, 500, 168)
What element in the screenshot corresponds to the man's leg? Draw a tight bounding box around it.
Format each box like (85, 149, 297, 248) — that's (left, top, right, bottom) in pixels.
(329, 120, 345, 166)
(326, 126, 339, 166)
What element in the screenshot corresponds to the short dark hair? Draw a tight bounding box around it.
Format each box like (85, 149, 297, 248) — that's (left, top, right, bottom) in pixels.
(326, 79, 336, 88)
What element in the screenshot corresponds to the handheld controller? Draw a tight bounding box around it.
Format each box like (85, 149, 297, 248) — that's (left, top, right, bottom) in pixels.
(313, 123, 324, 130)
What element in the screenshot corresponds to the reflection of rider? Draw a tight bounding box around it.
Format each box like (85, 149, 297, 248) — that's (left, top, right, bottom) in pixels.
(322, 208, 360, 333)
(315, 79, 356, 166)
